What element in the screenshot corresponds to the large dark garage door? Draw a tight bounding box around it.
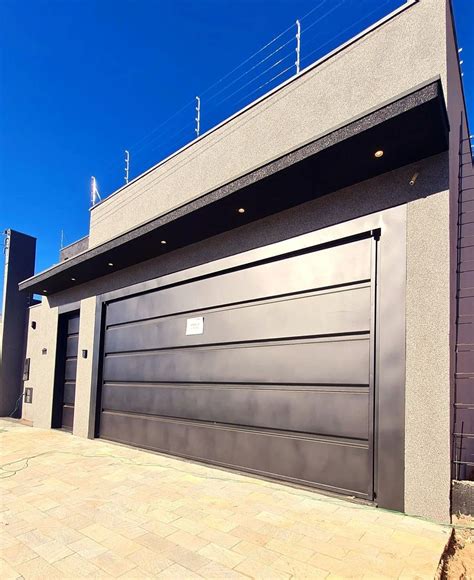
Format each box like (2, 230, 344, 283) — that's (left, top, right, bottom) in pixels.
(98, 235, 376, 499)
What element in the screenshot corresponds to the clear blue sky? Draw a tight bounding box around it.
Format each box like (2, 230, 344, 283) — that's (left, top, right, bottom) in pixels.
(0, 0, 473, 292)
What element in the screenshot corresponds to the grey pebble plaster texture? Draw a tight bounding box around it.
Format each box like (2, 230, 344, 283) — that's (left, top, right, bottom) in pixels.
(405, 189, 451, 523)
(88, 0, 447, 247)
(23, 301, 58, 430)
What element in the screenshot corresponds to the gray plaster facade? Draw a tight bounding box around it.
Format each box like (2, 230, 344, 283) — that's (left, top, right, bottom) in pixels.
(17, 0, 473, 524)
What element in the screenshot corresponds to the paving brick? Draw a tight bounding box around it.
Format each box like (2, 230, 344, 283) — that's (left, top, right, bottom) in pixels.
(156, 562, 203, 578)
(167, 528, 209, 552)
(141, 519, 178, 537)
(128, 547, 174, 575)
(135, 532, 176, 552)
(147, 509, 180, 524)
(235, 556, 292, 579)
(69, 536, 108, 559)
(16, 529, 51, 548)
(198, 559, 249, 578)
(0, 541, 38, 565)
(117, 567, 154, 579)
(272, 554, 330, 578)
(200, 526, 240, 548)
(307, 539, 347, 560)
(232, 539, 280, 565)
(0, 532, 18, 549)
(91, 549, 137, 576)
(32, 539, 74, 563)
(42, 524, 85, 545)
(198, 542, 246, 568)
(0, 421, 449, 580)
(80, 523, 112, 543)
(0, 556, 23, 580)
(173, 516, 208, 535)
(100, 533, 142, 557)
(15, 555, 65, 579)
(0, 518, 35, 537)
(162, 543, 212, 572)
(229, 525, 269, 546)
(266, 537, 314, 562)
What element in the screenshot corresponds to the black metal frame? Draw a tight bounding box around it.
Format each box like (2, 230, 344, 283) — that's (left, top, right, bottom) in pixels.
(87, 204, 406, 511)
(51, 306, 80, 430)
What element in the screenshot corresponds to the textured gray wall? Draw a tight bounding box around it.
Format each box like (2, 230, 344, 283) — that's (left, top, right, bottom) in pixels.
(72, 296, 97, 438)
(22, 301, 58, 428)
(60, 236, 89, 262)
(88, 0, 447, 248)
(405, 190, 451, 522)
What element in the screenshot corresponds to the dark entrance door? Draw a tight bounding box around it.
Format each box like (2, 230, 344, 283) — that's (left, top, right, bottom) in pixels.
(98, 235, 376, 499)
(53, 311, 80, 431)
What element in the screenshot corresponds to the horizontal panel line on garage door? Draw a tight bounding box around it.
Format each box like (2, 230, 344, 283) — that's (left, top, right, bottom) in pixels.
(105, 238, 372, 327)
(105, 286, 371, 352)
(100, 410, 369, 448)
(104, 330, 370, 357)
(99, 418, 370, 497)
(102, 336, 370, 385)
(105, 281, 371, 331)
(102, 381, 370, 390)
(101, 382, 370, 439)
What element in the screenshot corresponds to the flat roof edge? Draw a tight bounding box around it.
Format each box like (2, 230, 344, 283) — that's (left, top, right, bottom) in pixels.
(90, 0, 420, 211)
(19, 77, 446, 295)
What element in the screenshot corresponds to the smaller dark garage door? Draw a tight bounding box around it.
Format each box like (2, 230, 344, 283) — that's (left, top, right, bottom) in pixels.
(53, 311, 80, 431)
(98, 234, 376, 499)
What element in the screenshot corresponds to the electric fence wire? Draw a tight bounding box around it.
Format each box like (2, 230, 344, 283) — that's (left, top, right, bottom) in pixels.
(212, 53, 295, 109)
(91, 0, 403, 226)
(131, 42, 296, 159)
(89, 22, 341, 221)
(301, 0, 393, 64)
(92, 0, 334, 187)
(205, 37, 295, 104)
(129, 46, 296, 163)
(227, 64, 295, 111)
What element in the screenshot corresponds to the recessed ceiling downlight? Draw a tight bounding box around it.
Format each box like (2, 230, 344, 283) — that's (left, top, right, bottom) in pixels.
(160, 240, 167, 245)
(374, 150, 384, 158)
(237, 208, 246, 214)
(108, 262, 114, 267)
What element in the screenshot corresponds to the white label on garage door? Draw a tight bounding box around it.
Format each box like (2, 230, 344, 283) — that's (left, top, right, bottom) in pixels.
(186, 316, 204, 335)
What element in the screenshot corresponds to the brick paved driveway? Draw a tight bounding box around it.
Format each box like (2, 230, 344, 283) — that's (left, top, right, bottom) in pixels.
(0, 421, 450, 579)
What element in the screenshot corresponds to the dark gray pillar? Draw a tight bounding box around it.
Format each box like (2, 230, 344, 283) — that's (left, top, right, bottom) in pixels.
(0, 229, 36, 417)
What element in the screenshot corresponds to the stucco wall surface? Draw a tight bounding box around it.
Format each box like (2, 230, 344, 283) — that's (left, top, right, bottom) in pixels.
(72, 296, 97, 439)
(22, 300, 58, 429)
(88, 0, 447, 248)
(405, 189, 451, 522)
